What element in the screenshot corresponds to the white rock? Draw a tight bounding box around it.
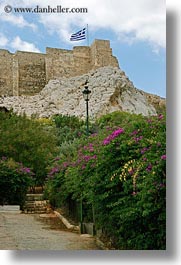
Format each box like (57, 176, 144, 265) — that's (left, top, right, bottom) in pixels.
(0, 66, 164, 119)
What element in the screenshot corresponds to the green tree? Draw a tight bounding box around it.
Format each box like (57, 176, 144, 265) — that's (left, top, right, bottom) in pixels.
(0, 111, 58, 185)
(45, 111, 166, 249)
(0, 157, 33, 208)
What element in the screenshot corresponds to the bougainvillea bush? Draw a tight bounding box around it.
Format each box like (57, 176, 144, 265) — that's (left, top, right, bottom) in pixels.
(45, 111, 166, 250)
(0, 111, 58, 185)
(0, 157, 33, 208)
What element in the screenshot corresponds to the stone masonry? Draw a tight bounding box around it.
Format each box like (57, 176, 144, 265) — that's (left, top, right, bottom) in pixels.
(0, 39, 119, 96)
(0, 66, 165, 119)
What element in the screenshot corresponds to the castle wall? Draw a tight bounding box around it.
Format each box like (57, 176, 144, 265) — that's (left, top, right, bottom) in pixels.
(90, 40, 119, 68)
(16, 51, 46, 95)
(0, 39, 119, 96)
(0, 50, 13, 96)
(45, 46, 91, 81)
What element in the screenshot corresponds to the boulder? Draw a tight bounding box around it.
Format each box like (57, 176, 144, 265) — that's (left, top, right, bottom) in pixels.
(0, 66, 165, 119)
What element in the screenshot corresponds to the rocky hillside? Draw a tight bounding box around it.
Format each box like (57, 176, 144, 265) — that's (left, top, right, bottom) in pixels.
(0, 67, 165, 119)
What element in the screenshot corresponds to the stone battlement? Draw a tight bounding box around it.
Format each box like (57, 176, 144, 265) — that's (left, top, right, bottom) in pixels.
(0, 39, 119, 96)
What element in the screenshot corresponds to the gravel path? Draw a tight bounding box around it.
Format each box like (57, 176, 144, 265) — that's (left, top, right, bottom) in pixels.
(0, 212, 100, 250)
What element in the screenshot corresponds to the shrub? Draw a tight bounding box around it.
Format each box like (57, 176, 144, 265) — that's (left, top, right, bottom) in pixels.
(0, 111, 58, 185)
(0, 157, 33, 208)
(52, 114, 85, 145)
(45, 111, 166, 249)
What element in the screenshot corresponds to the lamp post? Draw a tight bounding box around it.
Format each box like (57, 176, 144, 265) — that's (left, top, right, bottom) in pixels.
(82, 80, 91, 136)
(80, 81, 91, 233)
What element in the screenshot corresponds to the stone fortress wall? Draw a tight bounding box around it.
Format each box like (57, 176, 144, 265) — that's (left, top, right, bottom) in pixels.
(0, 39, 119, 96)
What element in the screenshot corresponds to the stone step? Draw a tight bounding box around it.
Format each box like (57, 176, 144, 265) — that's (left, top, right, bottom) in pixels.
(0, 205, 21, 213)
(25, 201, 49, 206)
(23, 194, 49, 214)
(26, 194, 44, 201)
(24, 209, 48, 214)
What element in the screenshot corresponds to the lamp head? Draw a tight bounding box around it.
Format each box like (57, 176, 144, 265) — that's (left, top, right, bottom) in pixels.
(82, 81, 91, 101)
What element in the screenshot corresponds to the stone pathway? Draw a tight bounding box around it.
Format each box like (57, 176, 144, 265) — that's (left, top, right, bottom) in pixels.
(0, 212, 100, 250)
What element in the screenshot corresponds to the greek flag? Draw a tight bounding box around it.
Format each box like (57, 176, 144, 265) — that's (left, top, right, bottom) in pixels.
(70, 28, 86, 41)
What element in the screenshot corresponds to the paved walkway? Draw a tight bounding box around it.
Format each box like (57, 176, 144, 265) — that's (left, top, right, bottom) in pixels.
(0, 212, 100, 250)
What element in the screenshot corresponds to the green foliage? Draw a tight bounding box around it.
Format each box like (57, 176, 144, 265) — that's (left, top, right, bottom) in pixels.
(0, 157, 33, 208)
(52, 114, 85, 144)
(0, 111, 58, 185)
(45, 111, 166, 249)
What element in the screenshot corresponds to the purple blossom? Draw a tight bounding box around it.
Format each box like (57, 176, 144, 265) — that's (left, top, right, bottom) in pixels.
(20, 167, 31, 174)
(146, 163, 152, 172)
(158, 114, 164, 120)
(147, 119, 152, 124)
(83, 155, 91, 162)
(130, 130, 139, 136)
(1, 156, 7, 161)
(62, 162, 69, 168)
(134, 136, 143, 142)
(82, 154, 97, 162)
(83, 144, 94, 152)
(103, 139, 110, 145)
(91, 133, 98, 137)
(140, 147, 148, 154)
(154, 182, 166, 190)
(161, 154, 166, 160)
(54, 157, 60, 161)
(103, 128, 124, 145)
(49, 167, 60, 176)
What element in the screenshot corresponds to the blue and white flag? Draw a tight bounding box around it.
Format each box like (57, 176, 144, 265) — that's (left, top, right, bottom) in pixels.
(70, 28, 86, 41)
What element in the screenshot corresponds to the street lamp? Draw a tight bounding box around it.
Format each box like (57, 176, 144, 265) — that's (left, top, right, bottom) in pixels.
(80, 81, 91, 234)
(82, 80, 91, 136)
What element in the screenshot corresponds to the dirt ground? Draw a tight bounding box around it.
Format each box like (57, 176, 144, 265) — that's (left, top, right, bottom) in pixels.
(0, 212, 101, 250)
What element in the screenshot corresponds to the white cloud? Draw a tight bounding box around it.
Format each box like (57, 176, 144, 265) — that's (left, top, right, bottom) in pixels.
(0, 13, 37, 30)
(38, 0, 166, 50)
(0, 0, 166, 50)
(10, 36, 40, 52)
(0, 33, 8, 47)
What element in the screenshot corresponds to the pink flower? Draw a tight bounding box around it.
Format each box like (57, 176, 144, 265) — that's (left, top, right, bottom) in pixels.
(147, 119, 152, 123)
(158, 114, 164, 120)
(103, 128, 124, 145)
(140, 147, 148, 154)
(130, 130, 139, 136)
(134, 136, 143, 142)
(146, 164, 152, 172)
(161, 154, 166, 160)
(54, 157, 60, 161)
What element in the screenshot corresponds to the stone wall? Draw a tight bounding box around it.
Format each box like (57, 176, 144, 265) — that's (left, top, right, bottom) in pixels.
(16, 51, 46, 95)
(90, 39, 118, 68)
(0, 50, 13, 96)
(0, 39, 119, 96)
(0, 66, 166, 119)
(45, 46, 91, 80)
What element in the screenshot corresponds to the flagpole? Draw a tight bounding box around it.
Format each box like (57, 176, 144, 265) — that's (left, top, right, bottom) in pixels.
(86, 24, 89, 46)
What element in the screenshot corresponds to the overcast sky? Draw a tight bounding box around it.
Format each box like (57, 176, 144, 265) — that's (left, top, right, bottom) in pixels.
(0, 0, 166, 97)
